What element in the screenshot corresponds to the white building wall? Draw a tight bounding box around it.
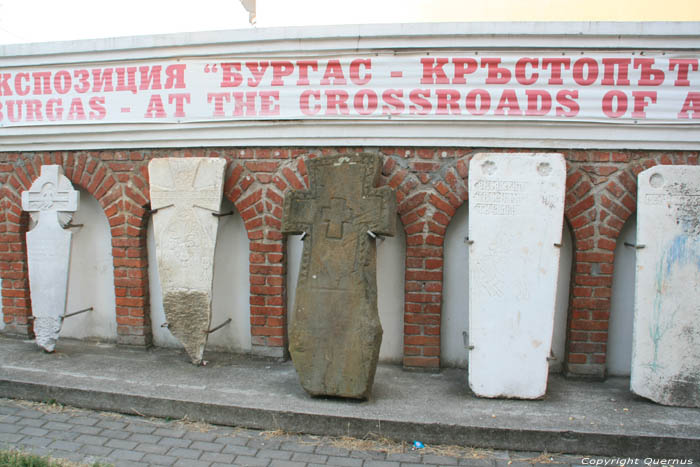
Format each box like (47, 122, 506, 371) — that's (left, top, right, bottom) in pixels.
(607, 216, 637, 376)
(60, 189, 117, 341)
(441, 204, 573, 370)
(149, 198, 251, 352)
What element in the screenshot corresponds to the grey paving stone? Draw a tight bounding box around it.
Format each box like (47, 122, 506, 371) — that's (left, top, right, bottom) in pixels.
(142, 453, 178, 465)
(97, 419, 128, 430)
(47, 439, 81, 451)
(113, 460, 150, 467)
(18, 436, 54, 448)
(16, 418, 46, 427)
(222, 443, 258, 456)
(191, 440, 224, 452)
(268, 460, 307, 467)
(129, 432, 162, 444)
(364, 461, 401, 467)
(72, 424, 103, 435)
(235, 455, 272, 466)
(76, 434, 109, 446)
(280, 440, 317, 453)
(459, 458, 496, 466)
(257, 448, 293, 460)
(159, 436, 193, 448)
(350, 449, 387, 460)
(386, 452, 422, 462)
(183, 430, 218, 442)
(0, 415, 19, 424)
(174, 459, 210, 467)
(0, 405, 19, 415)
(135, 442, 170, 454)
(125, 423, 157, 434)
(248, 437, 283, 449)
(423, 453, 460, 465)
(42, 413, 73, 422)
(15, 409, 44, 419)
(0, 422, 21, 433)
(44, 421, 73, 430)
(0, 432, 23, 443)
(71, 416, 100, 426)
(102, 428, 133, 440)
(200, 451, 236, 463)
(109, 448, 146, 461)
(215, 434, 249, 446)
(291, 451, 328, 463)
(106, 438, 140, 450)
(46, 429, 81, 441)
(80, 444, 114, 457)
(19, 426, 49, 437)
(154, 427, 188, 438)
(167, 446, 203, 459)
(316, 444, 351, 456)
(326, 455, 364, 466)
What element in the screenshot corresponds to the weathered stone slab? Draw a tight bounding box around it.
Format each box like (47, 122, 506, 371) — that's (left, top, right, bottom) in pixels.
(149, 158, 226, 365)
(21, 165, 80, 352)
(468, 153, 565, 399)
(282, 153, 395, 399)
(631, 165, 700, 407)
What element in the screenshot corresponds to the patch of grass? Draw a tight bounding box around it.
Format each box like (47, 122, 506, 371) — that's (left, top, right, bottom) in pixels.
(0, 449, 111, 466)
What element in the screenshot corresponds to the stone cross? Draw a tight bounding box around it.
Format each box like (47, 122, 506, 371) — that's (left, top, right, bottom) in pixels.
(468, 153, 566, 399)
(631, 165, 700, 407)
(282, 153, 396, 399)
(21, 165, 80, 352)
(149, 158, 226, 365)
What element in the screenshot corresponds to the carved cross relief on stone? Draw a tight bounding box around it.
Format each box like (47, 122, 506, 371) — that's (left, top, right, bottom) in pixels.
(282, 153, 396, 399)
(21, 165, 80, 352)
(149, 158, 226, 365)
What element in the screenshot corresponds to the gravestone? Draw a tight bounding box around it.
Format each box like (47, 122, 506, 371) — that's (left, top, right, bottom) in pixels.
(631, 165, 700, 407)
(149, 158, 226, 365)
(21, 165, 80, 352)
(468, 153, 565, 399)
(282, 153, 395, 399)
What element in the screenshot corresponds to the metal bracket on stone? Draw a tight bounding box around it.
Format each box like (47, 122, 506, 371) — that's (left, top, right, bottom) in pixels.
(204, 318, 232, 334)
(367, 230, 385, 241)
(464, 236, 474, 245)
(149, 203, 174, 215)
(553, 242, 562, 248)
(300, 231, 308, 241)
(64, 223, 84, 229)
(212, 211, 234, 217)
(546, 350, 558, 362)
(161, 322, 169, 329)
(61, 307, 93, 321)
(624, 242, 646, 249)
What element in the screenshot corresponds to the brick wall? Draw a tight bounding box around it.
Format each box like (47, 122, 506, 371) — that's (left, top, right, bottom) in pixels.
(1, 148, 697, 377)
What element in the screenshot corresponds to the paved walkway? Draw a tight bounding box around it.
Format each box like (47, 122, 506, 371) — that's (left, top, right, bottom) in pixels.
(0, 397, 586, 467)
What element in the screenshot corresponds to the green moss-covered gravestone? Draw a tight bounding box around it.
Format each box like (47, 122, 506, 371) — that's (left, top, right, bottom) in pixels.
(282, 153, 396, 399)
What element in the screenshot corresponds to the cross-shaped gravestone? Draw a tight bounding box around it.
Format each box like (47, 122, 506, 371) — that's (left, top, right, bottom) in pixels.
(21, 165, 80, 352)
(282, 153, 396, 399)
(149, 158, 226, 365)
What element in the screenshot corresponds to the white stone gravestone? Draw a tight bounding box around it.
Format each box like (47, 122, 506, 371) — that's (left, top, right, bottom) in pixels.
(21, 165, 80, 352)
(468, 153, 565, 399)
(631, 165, 700, 407)
(149, 158, 226, 365)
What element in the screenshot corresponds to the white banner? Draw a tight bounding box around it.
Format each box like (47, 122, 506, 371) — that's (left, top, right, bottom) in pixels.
(0, 52, 699, 126)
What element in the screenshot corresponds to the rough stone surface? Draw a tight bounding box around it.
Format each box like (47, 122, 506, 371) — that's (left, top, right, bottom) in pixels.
(21, 165, 80, 352)
(468, 153, 566, 399)
(282, 153, 396, 399)
(149, 158, 226, 364)
(631, 165, 700, 408)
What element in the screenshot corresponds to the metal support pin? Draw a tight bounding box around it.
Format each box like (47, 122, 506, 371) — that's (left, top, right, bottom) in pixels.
(554, 243, 562, 248)
(624, 242, 646, 249)
(62, 307, 93, 321)
(65, 223, 84, 229)
(204, 318, 232, 334)
(465, 236, 474, 245)
(468, 345, 475, 350)
(149, 204, 174, 215)
(300, 231, 308, 241)
(367, 230, 385, 241)
(161, 322, 169, 328)
(212, 211, 234, 218)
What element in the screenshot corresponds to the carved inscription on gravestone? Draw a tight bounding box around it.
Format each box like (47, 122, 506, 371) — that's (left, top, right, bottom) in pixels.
(149, 158, 226, 365)
(21, 165, 80, 352)
(631, 166, 700, 407)
(282, 154, 395, 399)
(468, 153, 565, 399)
